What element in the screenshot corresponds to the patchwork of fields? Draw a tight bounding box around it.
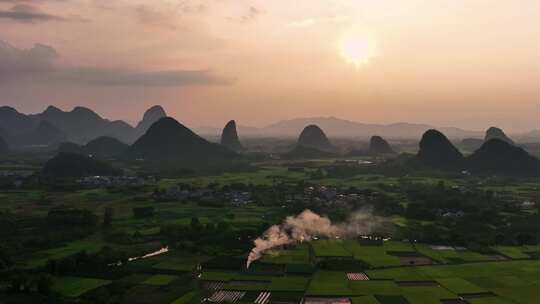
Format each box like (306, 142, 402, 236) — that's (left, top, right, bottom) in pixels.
(193, 240, 540, 304)
(30, 238, 540, 304)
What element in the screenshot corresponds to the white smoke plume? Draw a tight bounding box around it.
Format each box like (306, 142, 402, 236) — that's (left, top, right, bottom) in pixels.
(246, 209, 383, 268)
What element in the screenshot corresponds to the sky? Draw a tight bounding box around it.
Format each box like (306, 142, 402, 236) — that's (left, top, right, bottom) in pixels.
(1, 0, 540, 132)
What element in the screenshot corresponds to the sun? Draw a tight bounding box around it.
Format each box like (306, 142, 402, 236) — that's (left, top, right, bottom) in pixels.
(339, 32, 377, 68)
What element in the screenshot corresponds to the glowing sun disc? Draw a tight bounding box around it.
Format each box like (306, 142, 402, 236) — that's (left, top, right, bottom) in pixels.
(339, 33, 377, 67)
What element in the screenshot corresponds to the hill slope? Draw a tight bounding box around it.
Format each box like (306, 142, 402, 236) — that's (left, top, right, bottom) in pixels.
(125, 117, 238, 165)
(85, 136, 129, 158)
(369, 136, 395, 155)
(42, 153, 121, 178)
(467, 139, 540, 176)
(485, 127, 514, 145)
(296, 125, 335, 152)
(417, 129, 464, 169)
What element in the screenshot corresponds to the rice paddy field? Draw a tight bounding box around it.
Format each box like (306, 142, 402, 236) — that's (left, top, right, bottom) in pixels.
(51, 276, 112, 298)
(192, 240, 540, 304)
(21, 237, 540, 303)
(17, 235, 540, 303)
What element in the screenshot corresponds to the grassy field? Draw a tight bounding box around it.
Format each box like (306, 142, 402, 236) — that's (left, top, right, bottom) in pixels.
(160, 166, 309, 187)
(312, 240, 353, 258)
(171, 291, 197, 304)
(305, 271, 352, 296)
(52, 276, 111, 297)
(493, 245, 537, 259)
(24, 238, 106, 269)
(143, 274, 179, 286)
(414, 244, 494, 263)
(342, 240, 402, 267)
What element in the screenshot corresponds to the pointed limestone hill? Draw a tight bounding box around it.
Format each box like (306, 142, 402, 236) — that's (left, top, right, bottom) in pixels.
(417, 129, 464, 168)
(296, 125, 335, 152)
(221, 120, 244, 152)
(467, 139, 540, 176)
(368, 136, 395, 155)
(125, 117, 238, 164)
(136, 105, 167, 134)
(85, 136, 129, 158)
(485, 127, 514, 145)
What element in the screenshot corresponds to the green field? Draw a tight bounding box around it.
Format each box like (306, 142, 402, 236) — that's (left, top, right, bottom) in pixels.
(143, 274, 179, 286)
(312, 240, 353, 258)
(343, 241, 402, 267)
(52, 277, 111, 297)
(196, 243, 540, 304)
(414, 244, 494, 263)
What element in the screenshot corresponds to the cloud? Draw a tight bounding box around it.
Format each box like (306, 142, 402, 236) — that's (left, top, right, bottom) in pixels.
(0, 4, 64, 22)
(239, 6, 261, 23)
(0, 40, 233, 87)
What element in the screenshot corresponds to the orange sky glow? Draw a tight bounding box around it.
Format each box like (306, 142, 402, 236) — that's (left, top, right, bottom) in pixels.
(1, 0, 540, 132)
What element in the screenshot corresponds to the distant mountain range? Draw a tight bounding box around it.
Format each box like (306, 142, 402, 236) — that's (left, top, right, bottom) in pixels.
(0, 105, 166, 147)
(195, 117, 485, 139)
(2, 105, 539, 150)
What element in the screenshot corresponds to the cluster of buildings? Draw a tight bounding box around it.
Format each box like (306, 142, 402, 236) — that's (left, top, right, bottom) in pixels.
(156, 184, 253, 206)
(0, 168, 35, 188)
(437, 209, 466, 219)
(301, 185, 375, 207)
(77, 175, 155, 187)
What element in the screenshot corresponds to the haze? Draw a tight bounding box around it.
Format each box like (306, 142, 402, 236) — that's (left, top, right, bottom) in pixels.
(1, 0, 540, 132)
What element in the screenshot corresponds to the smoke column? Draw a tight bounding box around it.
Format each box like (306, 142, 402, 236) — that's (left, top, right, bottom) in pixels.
(246, 209, 382, 268)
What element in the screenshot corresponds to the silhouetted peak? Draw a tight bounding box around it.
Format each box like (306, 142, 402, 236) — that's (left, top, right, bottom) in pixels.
(143, 105, 166, 120)
(43, 105, 63, 115)
(146, 117, 195, 136)
(369, 135, 395, 155)
(221, 120, 243, 151)
(468, 139, 540, 176)
(136, 105, 167, 132)
(127, 117, 237, 163)
(417, 129, 464, 168)
(72, 106, 99, 116)
(297, 124, 334, 152)
(0, 106, 18, 114)
(485, 127, 514, 145)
